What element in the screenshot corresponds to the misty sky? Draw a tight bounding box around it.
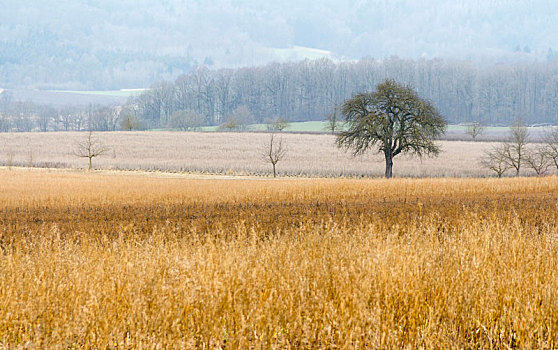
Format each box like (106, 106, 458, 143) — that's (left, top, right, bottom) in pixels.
(2, 0, 557, 59)
(1, 0, 557, 88)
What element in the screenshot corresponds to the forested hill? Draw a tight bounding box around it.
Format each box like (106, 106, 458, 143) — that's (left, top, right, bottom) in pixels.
(132, 57, 558, 127)
(1, 0, 558, 90)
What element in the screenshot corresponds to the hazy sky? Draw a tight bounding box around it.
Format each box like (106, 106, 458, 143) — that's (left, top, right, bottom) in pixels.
(1, 0, 557, 88)
(2, 0, 557, 61)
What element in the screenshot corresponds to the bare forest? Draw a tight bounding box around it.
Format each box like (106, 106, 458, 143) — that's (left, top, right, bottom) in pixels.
(132, 58, 558, 128)
(1, 57, 558, 133)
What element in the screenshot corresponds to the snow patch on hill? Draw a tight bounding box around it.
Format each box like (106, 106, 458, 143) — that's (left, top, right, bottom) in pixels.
(270, 46, 337, 61)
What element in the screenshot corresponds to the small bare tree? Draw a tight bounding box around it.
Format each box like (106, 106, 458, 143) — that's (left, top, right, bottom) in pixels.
(325, 105, 341, 135)
(220, 106, 253, 131)
(120, 114, 140, 131)
(465, 122, 485, 141)
(265, 116, 290, 132)
(74, 131, 109, 170)
(481, 145, 512, 178)
(543, 127, 558, 171)
(168, 110, 205, 131)
(524, 146, 552, 176)
(261, 133, 287, 177)
(502, 120, 529, 176)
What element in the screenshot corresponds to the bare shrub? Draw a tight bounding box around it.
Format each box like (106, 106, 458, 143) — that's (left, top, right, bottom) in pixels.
(74, 131, 110, 170)
(265, 116, 290, 132)
(465, 121, 485, 140)
(543, 127, 558, 170)
(481, 144, 511, 178)
(524, 145, 552, 176)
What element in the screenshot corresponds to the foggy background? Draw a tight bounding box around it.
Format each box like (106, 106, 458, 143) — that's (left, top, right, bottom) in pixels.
(1, 0, 557, 90)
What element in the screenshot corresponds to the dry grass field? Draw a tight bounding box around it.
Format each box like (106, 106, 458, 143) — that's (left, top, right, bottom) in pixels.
(0, 131, 525, 177)
(1, 169, 558, 348)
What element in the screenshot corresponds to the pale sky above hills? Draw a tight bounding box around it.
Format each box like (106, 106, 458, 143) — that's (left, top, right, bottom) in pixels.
(1, 0, 557, 88)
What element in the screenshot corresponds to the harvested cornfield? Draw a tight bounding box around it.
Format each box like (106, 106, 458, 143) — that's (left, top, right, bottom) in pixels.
(1, 169, 558, 348)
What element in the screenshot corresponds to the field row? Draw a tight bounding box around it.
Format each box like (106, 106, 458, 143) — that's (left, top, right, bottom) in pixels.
(0, 131, 542, 177)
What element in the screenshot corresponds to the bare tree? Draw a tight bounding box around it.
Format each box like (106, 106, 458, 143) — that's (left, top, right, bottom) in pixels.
(502, 120, 529, 176)
(58, 106, 78, 131)
(120, 114, 140, 131)
(219, 105, 254, 131)
(481, 144, 512, 178)
(465, 122, 485, 141)
(543, 127, 558, 171)
(151, 81, 176, 126)
(74, 131, 109, 170)
(261, 133, 287, 177)
(89, 105, 113, 131)
(218, 116, 239, 131)
(325, 105, 341, 134)
(119, 104, 141, 131)
(265, 116, 290, 132)
(168, 110, 205, 131)
(37, 105, 56, 132)
(106, 106, 121, 131)
(524, 146, 552, 176)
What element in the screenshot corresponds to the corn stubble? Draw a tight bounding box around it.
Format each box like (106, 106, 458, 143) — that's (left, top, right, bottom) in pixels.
(1, 170, 557, 348)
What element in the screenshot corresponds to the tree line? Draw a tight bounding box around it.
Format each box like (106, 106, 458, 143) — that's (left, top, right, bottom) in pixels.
(1, 57, 558, 132)
(0, 93, 125, 132)
(130, 57, 558, 129)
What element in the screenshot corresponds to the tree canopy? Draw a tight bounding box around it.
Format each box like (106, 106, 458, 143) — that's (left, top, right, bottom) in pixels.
(337, 79, 446, 178)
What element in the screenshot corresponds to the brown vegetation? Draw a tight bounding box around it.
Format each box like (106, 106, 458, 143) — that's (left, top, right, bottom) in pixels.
(1, 169, 558, 348)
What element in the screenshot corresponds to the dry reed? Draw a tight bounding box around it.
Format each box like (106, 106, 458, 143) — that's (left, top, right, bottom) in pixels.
(1, 169, 557, 348)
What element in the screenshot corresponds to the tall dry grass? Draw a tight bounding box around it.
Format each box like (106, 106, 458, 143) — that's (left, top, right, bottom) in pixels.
(1, 169, 558, 348)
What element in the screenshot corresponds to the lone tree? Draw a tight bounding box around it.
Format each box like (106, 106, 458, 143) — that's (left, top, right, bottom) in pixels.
(74, 131, 109, 170)
(336, 79, 446, 178)
(465, 121, 485, 141)
(261, 133, 287, 177)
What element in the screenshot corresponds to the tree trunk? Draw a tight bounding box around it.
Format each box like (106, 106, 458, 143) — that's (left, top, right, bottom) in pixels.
(384, 155, 393, 179)
(272, 163, 277, 178)
(88, 157, 92, 170)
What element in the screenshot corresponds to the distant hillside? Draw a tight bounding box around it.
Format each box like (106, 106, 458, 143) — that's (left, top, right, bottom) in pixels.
(6, 90, 129, 107)
(1, 0, 558, 89)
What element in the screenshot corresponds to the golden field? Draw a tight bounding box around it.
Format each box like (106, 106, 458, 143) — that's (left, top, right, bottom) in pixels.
(0, 131, 518, 177)
(1, 169, 558, 348)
